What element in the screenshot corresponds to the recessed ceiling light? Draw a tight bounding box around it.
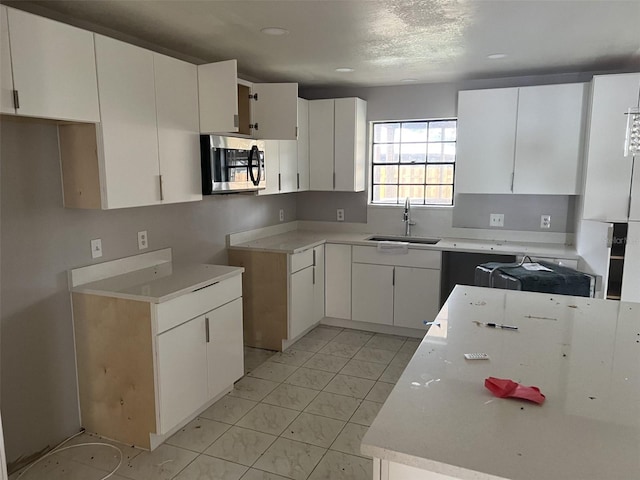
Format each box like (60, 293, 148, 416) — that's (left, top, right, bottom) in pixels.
(335, 67, 355, 73)
(487, 53, 507, 59)
(401, 78, 418, 83)
(260, 27, 289, 36)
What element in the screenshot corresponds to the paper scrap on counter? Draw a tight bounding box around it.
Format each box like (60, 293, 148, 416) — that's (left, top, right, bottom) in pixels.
(484, 377, 546, 404)
(521, 262, 553, 272)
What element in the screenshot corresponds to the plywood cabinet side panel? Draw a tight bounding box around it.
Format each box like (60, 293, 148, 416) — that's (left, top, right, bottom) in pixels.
(58, 123, 102, 209)
(228, 249, 288, 350)
(72, 293, 156, 449)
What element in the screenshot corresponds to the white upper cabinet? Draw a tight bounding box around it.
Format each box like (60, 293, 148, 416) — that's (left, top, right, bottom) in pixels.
(279, 140, 299, 193)
(513, 84, 587, 195)
(198, 60, 239, 134)
(154, 53, 202, 204)
(297, 98, 310, 191)
(309, 97, 367, 192)
(582, 73, 640, 222)
(309, 99, 335, 190)
(198, 60, 298, 139)
(456, 88, 518, 194)
(630, 157, 640, 221)
(620, 222, 640, 303)
(1, 6, 14, 115)
(457, 84, 586, 195)
(252, 83, 298, 140)
(95, 35, 161, 209)
(1, 6, 99, 122)
(259, 140, 280, 195)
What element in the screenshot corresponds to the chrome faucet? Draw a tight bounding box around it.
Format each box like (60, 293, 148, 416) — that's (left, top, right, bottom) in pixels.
(402, 197, 416, 236)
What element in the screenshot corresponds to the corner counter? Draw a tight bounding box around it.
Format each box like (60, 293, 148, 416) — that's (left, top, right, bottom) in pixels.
(361, 286, 640, 480)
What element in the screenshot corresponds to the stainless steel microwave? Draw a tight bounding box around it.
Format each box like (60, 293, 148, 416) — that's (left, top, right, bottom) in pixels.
(200, 135, 266, 194)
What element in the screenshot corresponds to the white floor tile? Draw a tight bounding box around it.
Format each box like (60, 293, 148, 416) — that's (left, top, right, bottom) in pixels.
(205, 426, 277, 467)
(262, 383, 319, 411)
(172, 455, 248, 480)
(284, 367, 335, 390)
(330, 423, 370, 457)
(339, 359, 386, 380)
(365, 382, 394, 403)
(269, 349, 315, 367)
(353, 347, 396, 365)
(200, 395, 258, 424)
(349, 400, 383, 427)
(229, 376, 280, 402)
(253, 438, 326, 480)
(165, 417, 230, 452)
(318, 341, 362, 358)
(302, 353, 349, 373)
(240, 468, 290, 480)
(303, 326, 343, 342)
(281, 412, 345, 448)
(247, 361, 299, 383)
(236, 403, 299, 436)
(116, 443, 198, 480)
(307, 450, 372, 480)
(323, 374, 375, 399)
(304, 392, 361, 421)
(364, 334, 406, 352)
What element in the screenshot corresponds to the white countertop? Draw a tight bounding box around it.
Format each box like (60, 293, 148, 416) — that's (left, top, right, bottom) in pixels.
(72, 262, 243, 303)
(361, 286, 640, 480)
(229, 229, 579, 259)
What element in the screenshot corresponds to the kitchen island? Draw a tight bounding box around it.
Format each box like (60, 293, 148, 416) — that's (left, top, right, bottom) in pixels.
(361, 286, 639, 480)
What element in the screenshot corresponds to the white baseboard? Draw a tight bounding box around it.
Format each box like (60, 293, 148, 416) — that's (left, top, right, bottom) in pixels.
(320, 317, 426, 339)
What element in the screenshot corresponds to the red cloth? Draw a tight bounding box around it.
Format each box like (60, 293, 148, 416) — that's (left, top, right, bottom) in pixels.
(484, 377, 546, 404)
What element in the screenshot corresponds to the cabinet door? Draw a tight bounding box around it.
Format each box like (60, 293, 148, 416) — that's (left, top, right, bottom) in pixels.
(297, 98, 310, 191)
(583, 73, 640, 221)
(309, 99, 335, 190)
(0, 6, 14, 115)
(279, 140, 299, 193)
(456, 88, 518, 194)
(352, 263, 394, 325)
(154, 53, 202, 204)
(334, 98, 366, 192)
(513, 83, 586, 195)
(394, 267, 441, 329)
(259, 140, 281, 195)
(290, 266, 315, 339)
(313, 245, 325, 322)
(207, 298, 244, 398)
(629, 157, 640, 221)
(7, 8, 99, 122)
(252, 83, 298, 140)
(198, 60, 239, 134)
(325, 244, 352, 319)
(157, 316, 208, 434)
(95, 35, 161, 209)
(621, 222, 640, 303)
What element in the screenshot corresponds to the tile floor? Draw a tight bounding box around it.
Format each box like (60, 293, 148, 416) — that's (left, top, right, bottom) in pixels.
(12, 326, 421, 480)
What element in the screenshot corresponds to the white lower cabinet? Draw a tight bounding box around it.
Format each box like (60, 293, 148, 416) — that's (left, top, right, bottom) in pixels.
(290, 245, 325, 339)
(351, 246, 441, 330)
(157, 314, 208, 435)
(325, 244, 352, 319)
(394, 267, 441, 329)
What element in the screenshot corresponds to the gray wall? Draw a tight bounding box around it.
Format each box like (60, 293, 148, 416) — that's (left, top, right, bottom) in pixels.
(298, 72, 593, 232)
(0, 118, 296, 468)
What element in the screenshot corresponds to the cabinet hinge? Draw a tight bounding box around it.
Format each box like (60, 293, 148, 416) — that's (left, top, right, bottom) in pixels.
(249, 93, 258, 101)
(205, 317, 210, 343)
(249, 123, 259, 131)
(233, 114, 239, 128)
(12, 90, 19, 109)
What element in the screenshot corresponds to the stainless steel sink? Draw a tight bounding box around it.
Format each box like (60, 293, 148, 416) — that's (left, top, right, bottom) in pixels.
(366, 235, 441, 245)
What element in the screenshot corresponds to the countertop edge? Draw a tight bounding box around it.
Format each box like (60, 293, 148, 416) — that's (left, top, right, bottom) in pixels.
(72, 267, 244, 304)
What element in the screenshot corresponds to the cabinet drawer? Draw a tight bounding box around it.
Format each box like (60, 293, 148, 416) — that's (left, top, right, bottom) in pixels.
(290, 248, 314, 273)
(353, 246, 441, 269)
(156, 274, 242, 334)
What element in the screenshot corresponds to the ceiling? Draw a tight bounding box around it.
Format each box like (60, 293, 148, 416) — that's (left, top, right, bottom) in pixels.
(7, 0, 640, 88)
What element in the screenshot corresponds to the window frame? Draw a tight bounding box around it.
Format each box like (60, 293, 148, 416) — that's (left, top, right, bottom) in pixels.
(369, 118, 457, 207)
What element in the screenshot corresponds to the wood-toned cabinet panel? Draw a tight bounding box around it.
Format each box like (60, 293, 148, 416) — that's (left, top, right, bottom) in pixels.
(6, 8, 99, 122)
(154, 53, 202, 204)
(352, 263, 394, 325)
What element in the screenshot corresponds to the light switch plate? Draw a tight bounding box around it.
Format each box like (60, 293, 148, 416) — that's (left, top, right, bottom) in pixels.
(489, 213, 504, 228)
(337, 209, 345, 222)
(91, 238, 103, 259)
(138, 230, 148, 250)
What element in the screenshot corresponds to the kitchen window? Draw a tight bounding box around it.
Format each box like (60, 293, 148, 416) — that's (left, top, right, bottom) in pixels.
(371, 119, 456, 205)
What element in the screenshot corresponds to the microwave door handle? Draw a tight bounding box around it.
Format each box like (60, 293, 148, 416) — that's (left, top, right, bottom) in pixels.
(249, 145, 261, 186)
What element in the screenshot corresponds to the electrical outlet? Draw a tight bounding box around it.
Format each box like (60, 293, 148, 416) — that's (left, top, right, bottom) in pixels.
(91, 238, 103, 259)
(489, 213, 504, 228)
(337, 208, 345, 222)
(138, 230, 148, 250)
(540, 215, 551, 229)
(279, 209, 284, 222)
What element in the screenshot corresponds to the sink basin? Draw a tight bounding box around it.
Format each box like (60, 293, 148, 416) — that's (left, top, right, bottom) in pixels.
(366, 235, 441, 245)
